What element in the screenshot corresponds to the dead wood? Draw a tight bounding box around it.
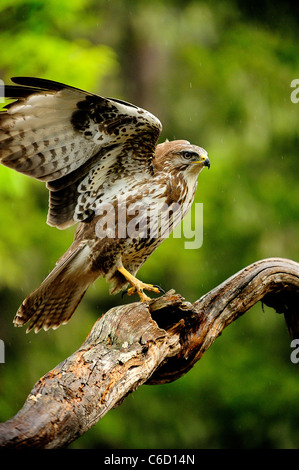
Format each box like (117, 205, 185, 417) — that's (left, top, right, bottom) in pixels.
(0, 257, 298, 448)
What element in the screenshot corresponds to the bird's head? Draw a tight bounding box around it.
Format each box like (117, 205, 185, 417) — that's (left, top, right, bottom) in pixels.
(154, 140, 210, 180)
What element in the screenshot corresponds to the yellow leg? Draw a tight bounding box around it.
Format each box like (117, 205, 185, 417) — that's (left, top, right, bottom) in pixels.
(118, 266, 163, 302)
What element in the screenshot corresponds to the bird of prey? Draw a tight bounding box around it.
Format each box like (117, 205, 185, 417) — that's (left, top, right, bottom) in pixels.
(0, 77, 210, 333)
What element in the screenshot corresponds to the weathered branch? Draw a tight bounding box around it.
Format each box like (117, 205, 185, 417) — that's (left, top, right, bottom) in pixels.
(0, 257, 298, 448)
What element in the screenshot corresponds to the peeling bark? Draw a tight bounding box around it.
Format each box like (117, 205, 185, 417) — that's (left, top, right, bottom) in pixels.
(0, 257, 298, 448)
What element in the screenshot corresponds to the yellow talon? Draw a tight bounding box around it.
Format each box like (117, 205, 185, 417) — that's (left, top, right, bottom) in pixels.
(118, 266, 163, 302)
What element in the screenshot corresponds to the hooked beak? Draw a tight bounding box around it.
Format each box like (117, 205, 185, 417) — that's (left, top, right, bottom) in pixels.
(193, 154, 210, 169)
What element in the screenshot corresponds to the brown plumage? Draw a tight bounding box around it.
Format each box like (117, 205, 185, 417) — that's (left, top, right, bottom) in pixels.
(0, 77, 210, 333)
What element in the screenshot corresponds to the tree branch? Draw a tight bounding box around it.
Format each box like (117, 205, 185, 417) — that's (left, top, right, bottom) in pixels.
(0, 257, 298, 448)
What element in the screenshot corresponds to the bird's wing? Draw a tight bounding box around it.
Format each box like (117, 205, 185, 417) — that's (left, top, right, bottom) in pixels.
(0, 77, 162, 228)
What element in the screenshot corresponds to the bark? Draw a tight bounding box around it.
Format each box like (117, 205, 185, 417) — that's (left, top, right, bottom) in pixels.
(0, 257, 298, 448)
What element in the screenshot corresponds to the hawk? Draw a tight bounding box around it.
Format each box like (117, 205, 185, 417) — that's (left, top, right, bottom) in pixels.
(0, 77, 210, 333)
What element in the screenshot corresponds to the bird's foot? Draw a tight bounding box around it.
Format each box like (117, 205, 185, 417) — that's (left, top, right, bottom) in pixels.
(126, 283, 165, 302)
(118, 266, 165, 302)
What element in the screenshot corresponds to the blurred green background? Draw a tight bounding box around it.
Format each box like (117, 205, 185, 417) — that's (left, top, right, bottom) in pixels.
(0, 0, 298, 449)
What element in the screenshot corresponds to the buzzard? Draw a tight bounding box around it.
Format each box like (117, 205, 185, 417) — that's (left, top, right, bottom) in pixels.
(0, 77, 210, 333)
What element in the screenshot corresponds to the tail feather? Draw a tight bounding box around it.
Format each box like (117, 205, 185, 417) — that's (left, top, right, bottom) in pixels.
(14, 243, 93, 333)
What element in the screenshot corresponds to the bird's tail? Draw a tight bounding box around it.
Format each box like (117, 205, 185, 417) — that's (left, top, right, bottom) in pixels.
(14, 243, 95, 333)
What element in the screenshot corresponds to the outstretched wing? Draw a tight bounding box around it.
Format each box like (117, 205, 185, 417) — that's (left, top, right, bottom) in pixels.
(0, 77, 162, 228)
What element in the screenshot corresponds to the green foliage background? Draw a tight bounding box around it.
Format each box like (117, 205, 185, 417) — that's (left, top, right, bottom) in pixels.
(0, 0, 298, 449)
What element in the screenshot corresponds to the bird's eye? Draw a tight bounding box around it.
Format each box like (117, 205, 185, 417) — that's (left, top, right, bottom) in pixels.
(182, 151, 197, 160)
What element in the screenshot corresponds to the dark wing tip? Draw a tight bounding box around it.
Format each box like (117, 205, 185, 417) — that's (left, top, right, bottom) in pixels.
(10, 77, 95, 96)
(4, 85, 46, 100)
(10, 76, 68, 91)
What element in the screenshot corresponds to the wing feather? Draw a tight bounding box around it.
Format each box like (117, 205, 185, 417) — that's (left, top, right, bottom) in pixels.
(0, 77, 162, 228)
